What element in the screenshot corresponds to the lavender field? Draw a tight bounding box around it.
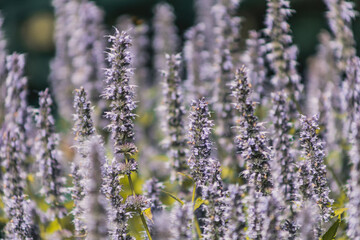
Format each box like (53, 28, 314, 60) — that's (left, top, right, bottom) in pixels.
(0, 0, 360, 239)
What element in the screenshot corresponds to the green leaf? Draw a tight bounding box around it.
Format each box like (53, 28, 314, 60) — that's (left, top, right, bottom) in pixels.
(333, 208, 348, 218)
(322, 219, 341, 240)
(176, 172, 193, 181)
(161, 190, 184, 205)
(194, 198, 206, 211)
(142, 208, 153, 224)
(46, 218, 62, 234)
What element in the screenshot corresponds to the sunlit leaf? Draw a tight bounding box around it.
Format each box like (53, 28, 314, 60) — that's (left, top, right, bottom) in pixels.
(161, 190, 184, 205)
(142, 208, 153, 224)
(194, 198, 206, 211)
(322, 219, 341, 240)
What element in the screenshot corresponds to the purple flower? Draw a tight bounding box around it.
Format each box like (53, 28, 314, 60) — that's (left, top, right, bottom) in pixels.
(81, 137, 108, 240)
(231, 66, 273, 194)
(160, 54, 188, 180)
(171, 203, 193, 240)
(34, 88, 67, 219)
(188, 98, 214, 187)
(324, 0, 357, 72)
(264, 0, 303, 109)
(299, 114, 333, 223)
(102, 28, 137, 157)
(224, 184, 246, 239)
(152, 3, 179, 75)
(1, 129, 39, 239)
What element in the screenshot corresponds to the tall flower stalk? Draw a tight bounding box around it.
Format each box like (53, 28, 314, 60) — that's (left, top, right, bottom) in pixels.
(161, 54, 188, 181)
(299, 115, 333, 228)
(212, 0, 240, 169)
(264, 0, 303, 113)
(152, 3, 179, 77)
(324, 0, 357, 72)
(271, 91, 300, 238)
(34, 88, 67, 219)
(242, 30, 269, 106)
(72, 87, 96, 236)
(0, 129, 39, 239)
(51, 0, 105, 122)
(231, 66, 273, 194)
(102, 28, 151, 240)
(0, 12, 7, 126)
(346, 108, 360, 239)
(187, 98, 214, 188)
(81, 137, 109, 240)
(188, 98, 227, 239)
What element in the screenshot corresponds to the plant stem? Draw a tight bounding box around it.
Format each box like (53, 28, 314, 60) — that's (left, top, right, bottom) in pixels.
(191, 184, 196, 205)
(194, 217, 202, 239)
(191, 183, 202, 239)
(140, 211, 152, 240)
(124, 155, 152, 240)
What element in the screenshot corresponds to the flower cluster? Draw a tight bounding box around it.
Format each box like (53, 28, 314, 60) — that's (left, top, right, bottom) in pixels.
(224, 184, 247, 239)
(34, 88, 66, 219)
(187, 98, 214, 187)
(0, 129, 39, 239)
(171, 203, 193, 240)
(231, 66, 273, 194)
(346, 110, 360, 239)
(324, 0, 357, 72)
(202, 160, 227, 240)
(161, 54, 188, 179)
(299, 115, 333, 222)
(0, 12, 7, 125)
(143, 177, 164, 214)
(152, 3, 179, 74)
(50, 0, 105, 121)
(242, 30, 269, 105)
(102, 28, 137, 157)
(71, 86, 96, 235)
(264, 0, 303, 108)
(81, 137, 108, 240)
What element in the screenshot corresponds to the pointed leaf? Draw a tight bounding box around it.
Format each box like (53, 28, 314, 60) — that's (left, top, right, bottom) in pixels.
(161, 190, 184, 205)
(177, 172, 193, 181)
(322, 219, 341, 240)
(194, 198, 206, 211)
(333, 208, 348, 218)
(142, 208, 154, 224)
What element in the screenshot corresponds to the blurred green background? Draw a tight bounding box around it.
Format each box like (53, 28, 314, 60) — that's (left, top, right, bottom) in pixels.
(0, 0, 359, 105)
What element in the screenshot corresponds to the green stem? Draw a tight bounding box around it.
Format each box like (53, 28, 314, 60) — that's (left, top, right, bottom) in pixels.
(194, 217, 202, 239)
(140, 211, 152, 240)
(191, 184, 196, 205)
(124, 155, 152, 240)
(191, 183, 202, 239)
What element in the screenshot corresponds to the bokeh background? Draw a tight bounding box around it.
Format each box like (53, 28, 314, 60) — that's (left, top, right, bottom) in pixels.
(0, 0, 359, 105)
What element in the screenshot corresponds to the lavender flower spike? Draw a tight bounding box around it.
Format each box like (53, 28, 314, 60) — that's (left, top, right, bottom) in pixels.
(161, 53, 188, 180)
(1, 129, 39, 239)
(346, 109, 360, 239)
(71, 87, 96, 236)
(188, 98, 214, 187)
(324, 0, 357, 72)
(34, 88, 66, 219)
(224, 184, 246, 239)
(299, 114, 333, 222)
(102, 28, 137, 157)
(73, 87, 95, 146)
(264, 0, 303, 105)
(171, 203, 193, 240)
(0, 12, 7, 126)
(231, 66, 273, 194)
(81, 137, 108, 240)
(152, 3, 179, 74)
(103, 162, 133, 240)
